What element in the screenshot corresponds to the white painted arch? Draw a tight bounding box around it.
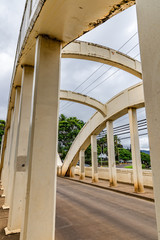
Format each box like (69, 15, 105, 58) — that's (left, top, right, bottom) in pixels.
(61, 82, 145, 176)
(62, 41, 142, 79)
(60, 90, 107, 116)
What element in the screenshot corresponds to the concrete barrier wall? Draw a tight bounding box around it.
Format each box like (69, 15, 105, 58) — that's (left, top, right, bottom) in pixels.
(74, 166, 153, 187)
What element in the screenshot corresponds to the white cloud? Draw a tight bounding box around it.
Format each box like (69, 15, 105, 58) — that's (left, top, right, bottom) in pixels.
(139, 136, 149, 150)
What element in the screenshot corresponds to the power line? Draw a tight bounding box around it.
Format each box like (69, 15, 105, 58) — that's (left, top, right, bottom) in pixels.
(97, 119, 148, 139)
(126, 43, 139, 55)
(118, 32, 137, 51)
(119, 133, 148, 140)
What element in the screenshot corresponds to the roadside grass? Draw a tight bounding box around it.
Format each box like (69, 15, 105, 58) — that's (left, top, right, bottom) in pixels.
(125, 164, 146, 169)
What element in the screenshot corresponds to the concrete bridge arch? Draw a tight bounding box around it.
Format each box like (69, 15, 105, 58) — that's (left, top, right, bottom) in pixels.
(61, 82, 144, 176)
(62, 40, 142, 79)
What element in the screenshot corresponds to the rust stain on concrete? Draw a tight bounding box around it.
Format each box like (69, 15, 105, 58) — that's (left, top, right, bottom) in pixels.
(88, 0, 135, 29)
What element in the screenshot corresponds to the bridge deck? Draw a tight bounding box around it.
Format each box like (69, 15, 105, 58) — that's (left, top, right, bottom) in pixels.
(0, 178, 157, 240)
(56, 177, 157, 240)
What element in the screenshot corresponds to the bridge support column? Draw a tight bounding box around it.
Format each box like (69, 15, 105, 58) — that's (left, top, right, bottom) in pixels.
(79, 150, 85, 180)
(91, 135, 98, 182)
(2, 109, 15, 197)
(128, 108, 144, 193)
(20, 36, 61, 240)
(2, 109, 14, 196)
(5, 66, 34, 235)
(136, 1, 160, 238)
(69, 166, 75, 178)
(1, 128, 11, 194)
(106, 121, 117, 187)
(3, 88, 21, 208)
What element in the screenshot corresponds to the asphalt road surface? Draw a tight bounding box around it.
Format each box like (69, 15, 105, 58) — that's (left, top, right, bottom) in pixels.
(56, 177, 158, 240)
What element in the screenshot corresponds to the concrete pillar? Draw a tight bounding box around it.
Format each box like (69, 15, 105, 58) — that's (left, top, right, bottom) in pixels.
(0, 135, 4, 159)
(79, 150, 85, 180)
(3, 88, 21, 208)
(5, 66, 34, 235)
(20, 35, 61, 240)
(106, 121, 117, 187)
(91, 135, 98, 182)
(136, 1, 160, 237)
(128, 108, 144, 193)
(1, 129, 10, 192)
(69, 166, 75, 178)
(2, 109, 14, 196)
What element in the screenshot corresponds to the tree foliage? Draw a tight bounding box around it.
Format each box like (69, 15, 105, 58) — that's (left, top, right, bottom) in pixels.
(118, 148, 131, 161)
(0, 120, 5, 148)
(58, 114, 85, 160)
(140, 152, 150, 168)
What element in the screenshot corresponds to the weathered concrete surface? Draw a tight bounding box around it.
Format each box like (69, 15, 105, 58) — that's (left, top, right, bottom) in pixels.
(56, 177, 157, 240)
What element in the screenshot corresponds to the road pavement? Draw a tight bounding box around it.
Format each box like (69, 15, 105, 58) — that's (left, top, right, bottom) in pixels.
(56, 177, 158, 240)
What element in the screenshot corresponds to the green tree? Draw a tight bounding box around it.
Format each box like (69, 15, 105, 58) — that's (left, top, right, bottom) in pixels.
(141, 152, 150, 168)
(85, 145, 91, 165)
(58, 114, 85, 160)
(114, 135, 123, 160)
(118, 148, 132, 161)
(0, 120, 5, 148)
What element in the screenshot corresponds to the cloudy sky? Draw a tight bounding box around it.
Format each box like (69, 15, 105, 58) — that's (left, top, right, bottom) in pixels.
(0, 1, 149, 150)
